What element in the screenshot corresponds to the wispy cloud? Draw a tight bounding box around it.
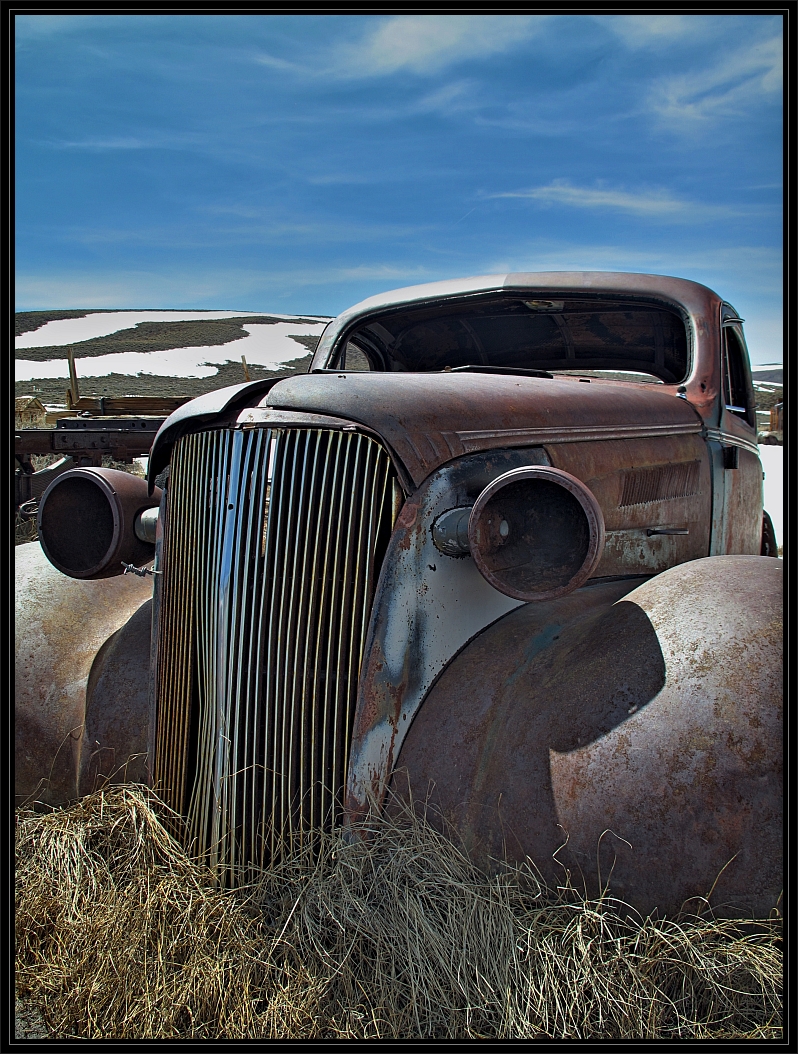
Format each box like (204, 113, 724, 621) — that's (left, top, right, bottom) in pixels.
(14, 264, 437, 312)
(40, 129, 213, 152)
(252, 51, 309, 75)
(304, 173, 380, 186)
(44, 136, 155, 151)
(649, 34, 782, 126)
(187, 212, 434, 243)
(481, 240, 782, 363)
(487, 241, 781, 280)
(488, 180, 747, 221)
(410, 79, 476, 114)
(600, 15, 713, 47)
(330, 15, 546, 77)
(250, 17, 545, 82)
(15, 14, 113, 40)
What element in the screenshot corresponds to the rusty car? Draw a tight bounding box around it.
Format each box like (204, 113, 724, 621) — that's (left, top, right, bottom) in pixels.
(16, 271, 782, 917)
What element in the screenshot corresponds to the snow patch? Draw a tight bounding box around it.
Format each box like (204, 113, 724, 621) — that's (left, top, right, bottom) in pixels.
(759, 446, 783, 549)
(15, 310, 330, 350)
(15, 323, 327, 382)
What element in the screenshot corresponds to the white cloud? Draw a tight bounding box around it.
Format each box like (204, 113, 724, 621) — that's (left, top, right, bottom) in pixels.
(14, 272, 252, 310)
(489, 180, 744, 221)
(601, 15, 709, 47)
(43, 131, 207, 152)
(411, 80, 475, 114)
(47, 136, 152, 151)
(332, 15, 546, 77)
(649, 34, 782, 125)
(252, 52, 308, 75)
(250, 17, 545, 81)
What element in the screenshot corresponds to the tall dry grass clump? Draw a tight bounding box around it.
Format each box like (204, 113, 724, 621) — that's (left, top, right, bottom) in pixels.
(15, 785, 781, 1040)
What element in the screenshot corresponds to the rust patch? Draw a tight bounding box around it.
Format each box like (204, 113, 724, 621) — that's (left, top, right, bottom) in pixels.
(16, 543, 152, 806)
(391, 557, 781, 917)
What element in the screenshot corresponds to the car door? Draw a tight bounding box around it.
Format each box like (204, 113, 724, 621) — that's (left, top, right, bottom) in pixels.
(708, 308, 763, 555)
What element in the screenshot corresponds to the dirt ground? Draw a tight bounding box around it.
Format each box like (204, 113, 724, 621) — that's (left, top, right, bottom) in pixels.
(15, 996, 49, 1039)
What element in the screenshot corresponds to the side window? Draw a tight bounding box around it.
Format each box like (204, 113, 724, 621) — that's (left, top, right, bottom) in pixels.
(341, 342, 374, 371)
(722, 326, 756, 429)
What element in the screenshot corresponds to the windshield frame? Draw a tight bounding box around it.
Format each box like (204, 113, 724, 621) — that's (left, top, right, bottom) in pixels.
(318, 289, 694, 385)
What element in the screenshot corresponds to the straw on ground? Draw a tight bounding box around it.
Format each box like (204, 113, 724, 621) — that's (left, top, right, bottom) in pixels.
(15, 785, 781, 1040)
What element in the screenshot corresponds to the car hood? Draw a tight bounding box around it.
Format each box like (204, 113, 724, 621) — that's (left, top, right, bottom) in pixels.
(264, 372, 703, 487)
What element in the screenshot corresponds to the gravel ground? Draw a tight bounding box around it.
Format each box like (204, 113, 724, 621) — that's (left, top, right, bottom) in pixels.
(15, 996, 49, 1039)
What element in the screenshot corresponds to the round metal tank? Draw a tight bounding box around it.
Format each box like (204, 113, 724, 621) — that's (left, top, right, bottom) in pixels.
(37, 468, 161, 580)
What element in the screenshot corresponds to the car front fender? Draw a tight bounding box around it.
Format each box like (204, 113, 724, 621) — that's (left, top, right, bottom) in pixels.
(391, 555, 782, 918)
(15, 542, 153, 806)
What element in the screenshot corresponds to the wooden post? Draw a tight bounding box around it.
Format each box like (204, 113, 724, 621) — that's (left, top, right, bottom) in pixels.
(241, 355, 251, 381)
(67, 347, 80, 406)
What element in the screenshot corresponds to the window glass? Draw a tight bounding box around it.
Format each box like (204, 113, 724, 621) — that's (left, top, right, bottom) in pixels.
(342, 342, 373, 371)
(333, 296, 688, 382)
(723, 327, 756, 428)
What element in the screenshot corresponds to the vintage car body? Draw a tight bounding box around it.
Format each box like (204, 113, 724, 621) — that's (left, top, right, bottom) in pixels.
(16, 272, 781, 917)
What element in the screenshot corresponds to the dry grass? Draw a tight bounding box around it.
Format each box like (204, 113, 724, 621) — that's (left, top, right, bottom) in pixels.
(15, 785, 781, 1040)
(14, 512, 39, 546)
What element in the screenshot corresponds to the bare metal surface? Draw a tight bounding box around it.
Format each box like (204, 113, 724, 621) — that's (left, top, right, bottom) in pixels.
(346, 447, 554, 822)
(237, 407, 369, 430)
(15, 542, 152, 806)
(392, 555, 781, 917)
(37, 468, 161, 579)
(154, 427, 396, 879)
(134, 506, 159, 544)
(468, 466, 605, 601)
(432, 506, 471, 556)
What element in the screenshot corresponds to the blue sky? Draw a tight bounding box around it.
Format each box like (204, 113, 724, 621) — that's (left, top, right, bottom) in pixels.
(15, 13, 782, 364)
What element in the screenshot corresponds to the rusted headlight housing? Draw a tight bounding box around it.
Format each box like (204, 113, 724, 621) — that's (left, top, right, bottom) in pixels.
(38, 468, 162, 580)
(467, 466, 605, 602)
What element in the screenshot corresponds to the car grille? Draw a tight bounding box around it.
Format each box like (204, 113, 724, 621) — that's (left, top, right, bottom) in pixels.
(153, 426, 398, 881)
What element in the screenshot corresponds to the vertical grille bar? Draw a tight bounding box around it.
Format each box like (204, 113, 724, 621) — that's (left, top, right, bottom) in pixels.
(155, 426, 396, 881)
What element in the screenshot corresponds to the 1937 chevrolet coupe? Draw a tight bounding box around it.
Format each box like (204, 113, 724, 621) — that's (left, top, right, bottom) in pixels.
(16, 272, 782, 916)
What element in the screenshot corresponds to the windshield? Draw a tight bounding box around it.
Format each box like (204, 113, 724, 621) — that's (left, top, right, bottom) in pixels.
(329, 295, 688, 383)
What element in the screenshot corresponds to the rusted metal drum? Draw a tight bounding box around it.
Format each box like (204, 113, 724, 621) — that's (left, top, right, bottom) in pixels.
(15, 542, 153, 806)
(392, 556, 782, 917)
(37, 468, 161, 580)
